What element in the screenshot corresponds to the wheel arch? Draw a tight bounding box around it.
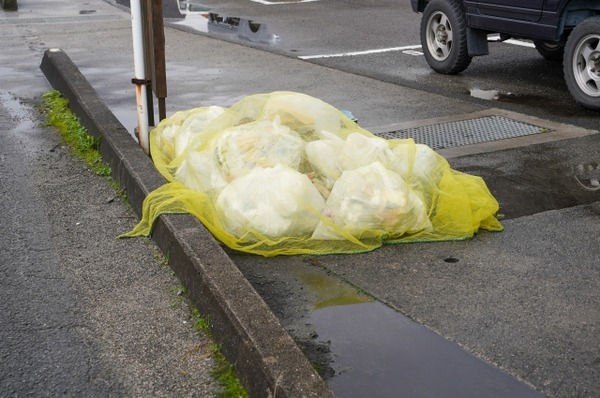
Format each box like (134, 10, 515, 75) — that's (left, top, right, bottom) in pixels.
(411, 0, 427, 13)
(555, 1, 600, 42)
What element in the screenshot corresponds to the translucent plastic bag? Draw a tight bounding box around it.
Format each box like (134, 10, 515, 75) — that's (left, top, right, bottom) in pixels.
(174, 106, 225, 157)
(216, 164, 325, 239)
(123, 91, 503, 256)
(390, 142, 441, 184)
(336, 133, 394, 171)
(312, 161, 430, 240)
(305, 130, 345, 191)
(215, 116, 305, 181)
(174, 151, 228, 195)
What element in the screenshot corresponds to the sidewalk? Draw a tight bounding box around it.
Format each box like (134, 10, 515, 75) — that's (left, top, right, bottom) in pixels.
(3, 1, 600, 397)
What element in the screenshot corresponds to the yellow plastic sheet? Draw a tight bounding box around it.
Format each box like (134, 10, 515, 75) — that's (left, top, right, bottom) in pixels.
(123, 92, 503, 256)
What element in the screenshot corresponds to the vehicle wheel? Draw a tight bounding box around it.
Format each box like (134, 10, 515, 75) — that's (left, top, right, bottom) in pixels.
(534, 40, 564, 61)
(564, 16, 600, 111)
(420, 0, 471, 74)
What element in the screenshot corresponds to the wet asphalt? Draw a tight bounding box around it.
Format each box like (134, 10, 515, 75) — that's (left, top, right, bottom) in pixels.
(1, 0, 599, 397)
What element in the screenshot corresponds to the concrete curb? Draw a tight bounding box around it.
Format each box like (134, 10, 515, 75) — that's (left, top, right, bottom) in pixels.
(40, 48, 335, 398)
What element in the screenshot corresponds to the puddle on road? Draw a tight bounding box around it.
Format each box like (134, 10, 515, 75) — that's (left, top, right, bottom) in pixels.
(0, 67, 14, 77)
(0, 66, 33, 80)
(470, 88, 500, 101)
(296, 270, 373, 310)
(110, 108, 138, 138)
(0, 91, 37, 133)
(304, 271, 544, 398)
(469, 88, 546, 106)
(468, 88, 577, 116)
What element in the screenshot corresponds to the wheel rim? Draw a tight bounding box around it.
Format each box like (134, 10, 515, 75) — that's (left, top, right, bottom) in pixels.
(572, 33, 600, 97)
(425, 11, 453, 61)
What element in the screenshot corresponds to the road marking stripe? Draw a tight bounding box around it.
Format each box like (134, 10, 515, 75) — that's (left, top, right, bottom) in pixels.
(300, 38, 536, 60)
(299, 45, 423, 59)
(251, 0, 320, 4)
(488, 35, 536, 48)
(505, 39, 535, 48)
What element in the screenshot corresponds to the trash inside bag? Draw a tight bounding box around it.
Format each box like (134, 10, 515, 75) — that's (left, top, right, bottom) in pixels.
(122, 91, 503, 256)
(312, 161, 431, 241)
(215, 116, 305, 181)
(216, 164, 325, 239)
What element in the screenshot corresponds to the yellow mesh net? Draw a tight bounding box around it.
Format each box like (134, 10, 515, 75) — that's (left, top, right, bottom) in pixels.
(123, 91, 502, 256)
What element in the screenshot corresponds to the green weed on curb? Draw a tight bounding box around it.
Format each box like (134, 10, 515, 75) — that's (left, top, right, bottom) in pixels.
(190, 307, 250, 398)
(39, 90, 130, 211)
(39, 90, 111, 177)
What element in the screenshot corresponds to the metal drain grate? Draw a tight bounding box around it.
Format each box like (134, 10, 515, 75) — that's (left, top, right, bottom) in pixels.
(0, 14, 124, 25)
(376, 115, 548, 150)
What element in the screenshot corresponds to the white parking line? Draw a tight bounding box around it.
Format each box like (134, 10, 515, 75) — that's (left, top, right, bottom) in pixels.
(251, 0, 320, 4)
(504, 39, 536, 48)
(488, 35, 536, 48)
(299, 45, 423, 60)
(300, 38, 535, 60)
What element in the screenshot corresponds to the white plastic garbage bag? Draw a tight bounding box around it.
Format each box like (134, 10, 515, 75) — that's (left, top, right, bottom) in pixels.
(216, 164, 326, 239)
(305, 130, 345, 192)
(312, 161, 431, 240)
(390, 142, 443, 186)
(174, 106, 226, 157)
(174, 151, 228, 195)
(215, 116, 305, 181)
(262, 92, 342, 136)
(336, 133, 394, 171)
(152, 110, 192, 162)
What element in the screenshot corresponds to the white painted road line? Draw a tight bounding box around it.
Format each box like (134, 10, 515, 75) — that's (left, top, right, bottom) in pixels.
(488, 34, 536, 48)
(299, 45, 423, 60)
(505, 38, 536, 48)
(299, 38, 535, 60)
(251, 0, 320, 4)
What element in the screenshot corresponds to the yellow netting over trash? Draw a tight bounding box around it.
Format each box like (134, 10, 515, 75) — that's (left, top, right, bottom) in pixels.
(122, 91, 503, 256)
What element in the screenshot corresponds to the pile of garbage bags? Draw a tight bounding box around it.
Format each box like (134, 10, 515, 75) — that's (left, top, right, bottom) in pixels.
(123, 92, 503, 256)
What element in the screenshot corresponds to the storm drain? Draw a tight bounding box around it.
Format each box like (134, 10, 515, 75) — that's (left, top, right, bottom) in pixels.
(0, 14, 125, 25)
(375, 115, 549, 150)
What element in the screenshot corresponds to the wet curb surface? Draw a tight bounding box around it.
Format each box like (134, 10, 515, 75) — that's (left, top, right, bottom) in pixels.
(40, 48, 335, 398)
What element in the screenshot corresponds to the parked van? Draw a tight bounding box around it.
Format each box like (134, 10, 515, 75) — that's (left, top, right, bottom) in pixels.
(411, 0, 600, 110)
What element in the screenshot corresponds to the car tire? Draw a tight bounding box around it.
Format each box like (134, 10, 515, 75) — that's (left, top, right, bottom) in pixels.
(564, 16, 600, 111)
(420, 0, 471, 74)
(534, 40, 564, 61)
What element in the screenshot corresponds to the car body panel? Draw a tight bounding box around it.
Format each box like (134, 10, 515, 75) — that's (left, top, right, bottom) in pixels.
(412, 0, 597, 41)
(476, 0, 544, 22)
(411, 0, 600, 110)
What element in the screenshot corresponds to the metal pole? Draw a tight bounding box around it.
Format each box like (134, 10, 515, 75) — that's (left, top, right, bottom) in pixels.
(141, 0, 155, 128)
(130, 0, 150, 155)
(150, 0, 168, 121)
